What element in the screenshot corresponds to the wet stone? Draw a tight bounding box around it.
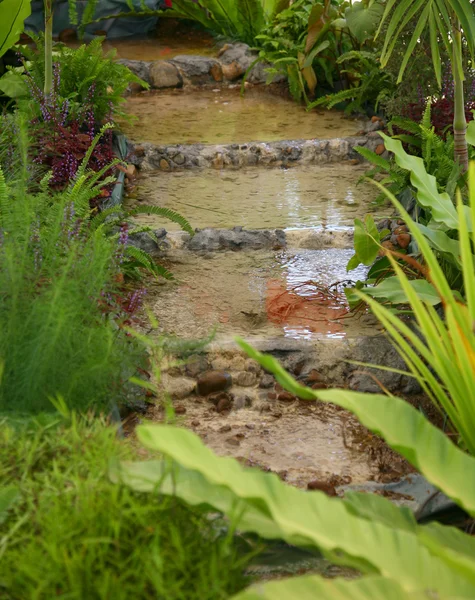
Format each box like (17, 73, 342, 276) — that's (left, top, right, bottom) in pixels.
(233, 392, 253, 410)
(175, 405, 187, 415)
(219, 424, 232, 433)
(149, 61, 182, 89)
(196, 371, 232, 396)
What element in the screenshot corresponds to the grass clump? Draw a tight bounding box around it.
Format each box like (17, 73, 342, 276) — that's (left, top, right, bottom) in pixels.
(0, 415, 254, 599)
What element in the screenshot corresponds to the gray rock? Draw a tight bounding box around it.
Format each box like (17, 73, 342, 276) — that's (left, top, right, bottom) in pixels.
(162, 375, 196, 399)
(187, 228, 286, 252)
(348, 336, 421, 394)
(117, 59, 151, 84)
(127, 229, 168, 256)
(149, 61, 182, 89)
(248, 61, 287, 84)
(235, 371, 258, 387)
(171, 55, 222, 84)
(219, 43, 255, 80)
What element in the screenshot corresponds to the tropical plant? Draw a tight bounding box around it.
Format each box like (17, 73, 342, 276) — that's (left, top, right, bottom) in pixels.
(114, 393, 475, 599)
(0, 0, 31, 59)
(253, 0, 386, 103)
(377, 0, 475, 171)
(355, 103, 469, 207)
(14, 35, 147, 121)
(349, 130, 475, 296)
(0, 416, 254, 598)
(308, 49, 395, 115)
(72, 0, 291, 46)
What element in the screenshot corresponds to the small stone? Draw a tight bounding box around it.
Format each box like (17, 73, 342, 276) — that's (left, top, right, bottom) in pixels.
(259, 374, 274, 389)
(272, 411, 282, 419)
(150, 61, 182, 88)
(126, 164, 137, 179)
(185, 355, 209, 378)
(162, 376, 196, 399)
(226, 437, 241, 447)
(159, 159, 170, 170)
(390, 220, 400, 232)
(375, 144, 385, 155)
(222, 61, 243, 81)
(191, 420, 200, 427)
(208, 391, 231, 406)
(371, 115, 380, 123)
(393, 225, 408, 235)
(210, 62, 223, 81)
(245, 423, 255, 430)
(306, 369, 323, 383)
(233, 393, 253, 410)
(307, 480, 337, 496)
(235, 371, 257, 387)
(211, 357, 231, 371)
(197, 371, 232, 396)
(219, 424, 232, 433)
(381, 240, 397, 253)
(277, 470, 288, 481)
(396, 233, 411, 249)
(173, 153, 185, 166)
(278, 392, 295, 402)
(275, 383, 283, 393)
(175, 405, 186, 415)
(244, 358, 261, 374)
(217, 396, 233, 413)
(377, 218, 391, 231)
(267, 392, 277, 400)
(228, 355, 246, 371)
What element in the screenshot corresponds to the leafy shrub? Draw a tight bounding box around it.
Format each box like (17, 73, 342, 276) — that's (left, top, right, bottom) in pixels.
(21, 35, 147, 122)
(355, 103, 469, 207)
(0, 158, 146, 414)
(253, 0, 385, 104)
(0, 416, 253, 598)
(308, 50, 395, 115)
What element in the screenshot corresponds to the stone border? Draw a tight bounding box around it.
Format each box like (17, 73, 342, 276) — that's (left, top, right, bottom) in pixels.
(119, 43, 285, 90)
(127, 133, 383, 171)
(128, 226, 355, 255)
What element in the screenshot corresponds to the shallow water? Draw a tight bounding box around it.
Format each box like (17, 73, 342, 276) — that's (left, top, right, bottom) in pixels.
(127, 163, 380, 230)
(121, 88, 365, 144)
(149, 248, 377, 341)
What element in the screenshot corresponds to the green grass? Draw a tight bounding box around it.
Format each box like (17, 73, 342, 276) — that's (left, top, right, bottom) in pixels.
(0, 416, 255, 599)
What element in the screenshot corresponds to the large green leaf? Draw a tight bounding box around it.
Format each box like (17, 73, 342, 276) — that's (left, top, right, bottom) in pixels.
(237, 340, 475, 519)
(416, 223, 462, 266)
(119, 424, 475, 597)
(364, 276, 442, 305)
(353, 214, 380, 266)
(380, 134, 465, 230)
(0, 0, 31, 59)
(345, 1, 385, 44)
(232, 574, 460, 600)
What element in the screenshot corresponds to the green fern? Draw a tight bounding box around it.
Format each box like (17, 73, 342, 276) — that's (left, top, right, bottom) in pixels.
(124, 246, 173, 280)
(128, 206, 194, 237)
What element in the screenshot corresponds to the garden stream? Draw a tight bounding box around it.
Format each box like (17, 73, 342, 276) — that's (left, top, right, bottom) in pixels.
(119, 38, 420, 576)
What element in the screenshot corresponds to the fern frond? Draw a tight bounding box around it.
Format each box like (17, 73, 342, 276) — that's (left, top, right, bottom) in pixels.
(354, 146, 391, 170)
(128, 206, 194, 236)
(124, 246, 173, 280)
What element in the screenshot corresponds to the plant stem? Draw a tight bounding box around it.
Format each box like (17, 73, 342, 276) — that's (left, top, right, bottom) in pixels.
(44, 0, 53, 96)
(452, 20, 468, 172)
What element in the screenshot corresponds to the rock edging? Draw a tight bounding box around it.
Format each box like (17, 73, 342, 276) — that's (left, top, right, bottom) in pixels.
(128, 134, 383, 171)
